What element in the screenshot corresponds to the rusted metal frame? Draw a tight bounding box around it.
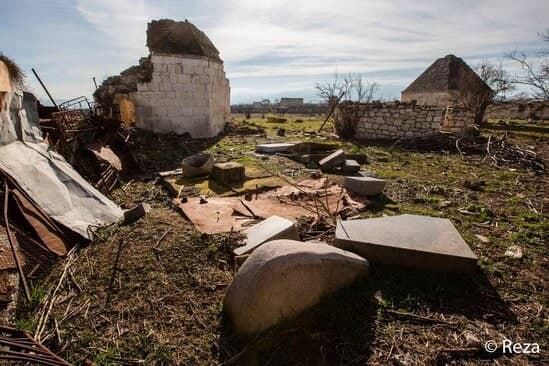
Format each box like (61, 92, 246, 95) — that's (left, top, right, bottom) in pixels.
(3, 182, 31, 302)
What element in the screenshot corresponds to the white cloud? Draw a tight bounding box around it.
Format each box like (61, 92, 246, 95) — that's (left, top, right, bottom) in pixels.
(17, 0, 548, 103)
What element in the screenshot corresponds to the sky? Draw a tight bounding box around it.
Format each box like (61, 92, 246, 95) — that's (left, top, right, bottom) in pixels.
(0, 0, 547, 105)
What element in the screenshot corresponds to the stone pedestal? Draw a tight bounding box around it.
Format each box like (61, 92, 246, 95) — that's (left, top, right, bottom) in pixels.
(212, 162, 245, 185)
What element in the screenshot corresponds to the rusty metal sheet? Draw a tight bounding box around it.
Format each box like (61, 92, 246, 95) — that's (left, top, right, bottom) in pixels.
(174, 178, 367, 234)
(10, 189, 70, 256)
(0, 225, 16, 271)
(174, 197, 253, 234)
(87, 143, 123, 171)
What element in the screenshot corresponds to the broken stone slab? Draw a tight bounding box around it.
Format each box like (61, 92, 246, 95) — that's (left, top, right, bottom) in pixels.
(344, 176, 387, 196)
(211, 162, 245, 185)
(224, 239, 369, 334)
(343, 160, 361, 174)
(335, 214, 478, 272)
(319, 149, 345, 172)
(255, 143, 296, 154)
(234, 216, 299, 256)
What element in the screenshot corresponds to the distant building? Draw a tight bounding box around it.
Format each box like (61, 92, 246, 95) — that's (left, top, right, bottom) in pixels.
(279, 97, 304, 108)
(401, 54, 493, 107)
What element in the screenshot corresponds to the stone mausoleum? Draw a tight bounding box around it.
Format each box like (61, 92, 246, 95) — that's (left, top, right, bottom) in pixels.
(95, 19, 230, 138)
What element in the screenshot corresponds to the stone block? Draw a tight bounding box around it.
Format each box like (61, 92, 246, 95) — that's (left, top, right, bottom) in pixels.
(223, 240, 368, 334)
(319, 149, 345, 172)
(344, 176, 386, 196)
(255, 143, 296, 154)
(334, 214, 478, 272)
(234, 216, 300, 256)
(211, 162, 245, 185)
(343, 160, 361, 174)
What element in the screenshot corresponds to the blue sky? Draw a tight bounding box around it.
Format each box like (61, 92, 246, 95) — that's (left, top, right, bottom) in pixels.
(1, 0, 547, 105)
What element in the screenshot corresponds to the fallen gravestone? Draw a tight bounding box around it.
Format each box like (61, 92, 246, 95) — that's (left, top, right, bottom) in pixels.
(224, 239, 369, 334)
(234, 216, 299, 256)
(335, 214, 477, 272)
(319, 149, 345, 172)
(344, 176, 387, 196)
(255, 143, 296, 154)
(211, 162, 245, 185)
(343, 160, 361, 174)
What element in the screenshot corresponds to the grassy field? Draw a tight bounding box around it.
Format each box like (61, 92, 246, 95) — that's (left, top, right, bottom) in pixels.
(16, 114, 548, 365)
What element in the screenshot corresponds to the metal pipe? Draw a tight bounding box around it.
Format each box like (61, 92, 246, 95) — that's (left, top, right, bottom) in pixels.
(31, 68, 59, 110)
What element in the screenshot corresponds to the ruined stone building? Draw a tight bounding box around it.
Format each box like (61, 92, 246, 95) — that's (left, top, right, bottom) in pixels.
(336, 55, 493, 139)
(401, 54, 493, 107)
(95, 19, 230, 138)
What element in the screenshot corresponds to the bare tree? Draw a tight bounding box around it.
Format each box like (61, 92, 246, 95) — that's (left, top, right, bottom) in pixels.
(506, 30, 549, 99)
(316, 73, 378, 137)
(475, 60, 515, 100)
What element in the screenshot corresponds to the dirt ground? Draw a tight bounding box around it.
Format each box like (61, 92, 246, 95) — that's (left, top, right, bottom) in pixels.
(13, 114, 548, 365)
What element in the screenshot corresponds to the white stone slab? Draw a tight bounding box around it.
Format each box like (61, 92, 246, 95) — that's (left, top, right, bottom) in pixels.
(255, 143, 296, 154)
(234, 216, 299, 256)
(344, 176, 387, 196)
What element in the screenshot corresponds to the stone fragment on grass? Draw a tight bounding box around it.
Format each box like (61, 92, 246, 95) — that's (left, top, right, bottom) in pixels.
(224, 239, 369, 334)
(234, 216, 299, 256)
(319, 149, 345, 172)
(344, 176, 387, 196)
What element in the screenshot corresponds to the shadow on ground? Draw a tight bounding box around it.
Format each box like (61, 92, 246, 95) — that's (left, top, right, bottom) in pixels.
(218, 264, 514, 365)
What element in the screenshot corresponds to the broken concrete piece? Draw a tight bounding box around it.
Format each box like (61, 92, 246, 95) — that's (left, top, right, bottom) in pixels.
(343, 160, 361, 174)
(181, 152, 213, 177)
(255, 143, 296, 154)
(234, 216, 299, 256)
(319, 149, 345, 172)
(335, 214, 478, 272)
(344, 176, 387, 196)
(224, 239, 369, 334)
(211, 162, 245, 185)
(344, 153, 368, 164)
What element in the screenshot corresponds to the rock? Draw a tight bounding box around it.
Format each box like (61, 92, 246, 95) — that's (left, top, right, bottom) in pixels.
(335, 214, 478, 272)
(343, 160, 361, 174)
(319, 149, 345, 172)
(344, 176, 387, 196)
(181, 152, 213, 177)
(234, 216, 300, 256)
(224, 240, 369, 334)
(122, 203, 151, 225)
(504, 245, 523, 259)
(474, 234, 490, 244)
(211, 162, 245, 185)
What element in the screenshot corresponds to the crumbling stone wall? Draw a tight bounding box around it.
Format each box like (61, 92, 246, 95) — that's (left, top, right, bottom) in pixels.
(131, 54, 230, 137)
(485, 100, 549, 121)
(343, 102, 444, 139)
(336, 101, 477, 139)
(94, 19, 230, 138)
(441, 106, 476, 133)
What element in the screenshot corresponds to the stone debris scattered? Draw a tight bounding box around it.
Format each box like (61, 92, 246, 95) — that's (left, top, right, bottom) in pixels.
(318, 149, 345, 172)
(211, 162, 246, 185)
(223, 239, 369, 334)
(233, 216, 300, 256)
(335, 214, 478, 272)
(504, 245, 523, 259)
(344, 176, 387, 196)
(343, 159, 361, 173)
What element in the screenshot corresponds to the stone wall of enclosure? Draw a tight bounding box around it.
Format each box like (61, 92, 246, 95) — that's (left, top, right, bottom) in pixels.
(336, 102, 476, 139)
